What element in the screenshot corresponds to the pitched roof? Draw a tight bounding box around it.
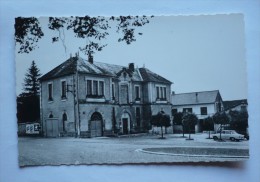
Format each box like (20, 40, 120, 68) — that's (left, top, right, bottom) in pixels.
(40, 57, 77, 81)
(40, 56, 170, 84)
(223, 99, 248, 111)
(172, 90, 220, 106)
(139, 68, 172, 84)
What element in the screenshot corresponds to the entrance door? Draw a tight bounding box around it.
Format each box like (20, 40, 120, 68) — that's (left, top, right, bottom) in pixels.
(123, 118, 128, 134)
(46, 119, 59, 137)
(90, 120, 102, 137)
(90, 112, 103, 137)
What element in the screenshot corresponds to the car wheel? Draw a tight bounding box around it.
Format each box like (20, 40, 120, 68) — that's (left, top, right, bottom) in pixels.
(213, 136, 218, 140)
(230, 137, 235, 141)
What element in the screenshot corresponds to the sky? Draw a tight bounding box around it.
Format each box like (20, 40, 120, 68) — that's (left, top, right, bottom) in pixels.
(15, 14, 247, 101)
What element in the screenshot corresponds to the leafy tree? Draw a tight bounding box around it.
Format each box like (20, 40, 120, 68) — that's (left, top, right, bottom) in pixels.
(151, 111, 171, 138)
(213, 112, 230, 140)
(229, 110, 248, 132)
(15, 17, 44, 53)
(173, 112, 185, 137)
(15, 16, 152, 55)
(17, 61, 41, 123)
(203, 116, 214, 139)
(182, 113, 198, 140)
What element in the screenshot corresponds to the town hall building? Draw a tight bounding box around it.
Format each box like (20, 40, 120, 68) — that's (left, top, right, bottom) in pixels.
(39, 54, 172, 137)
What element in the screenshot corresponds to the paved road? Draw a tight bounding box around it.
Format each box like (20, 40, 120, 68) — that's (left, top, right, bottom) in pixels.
(18, 134, 249, 166)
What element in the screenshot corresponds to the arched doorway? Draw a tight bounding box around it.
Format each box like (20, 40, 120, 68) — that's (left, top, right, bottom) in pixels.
(90, 112, 103, 137)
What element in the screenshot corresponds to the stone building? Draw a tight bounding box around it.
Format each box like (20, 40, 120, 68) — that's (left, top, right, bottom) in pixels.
(40, 55, 172, 137)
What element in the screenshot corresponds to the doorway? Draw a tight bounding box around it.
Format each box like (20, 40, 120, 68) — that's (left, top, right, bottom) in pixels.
(122, 118, 128, 134)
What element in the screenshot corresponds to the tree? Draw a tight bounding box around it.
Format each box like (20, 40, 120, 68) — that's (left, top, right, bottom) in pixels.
(213, 112, 230, 140)
(17, 61, 41, 123)
(151, 111, 171, 139)
(15, 16, 152, 55)
(229, 110, 248, 132)
(182, 113, 198, 140)
(203, 116, 214, 139)
(173, 112, 185, 137)
(23, 61, 41, 96)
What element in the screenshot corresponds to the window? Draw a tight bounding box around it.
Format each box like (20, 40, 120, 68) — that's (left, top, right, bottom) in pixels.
(48, 83, 53, 101)
(93, 80, 98, 95)
(86, 79, 105, 98)
(49, 112, 53, 118)
(200, 107, 207, 115)
(160, 87, 163, 98)
(87, 80, 92, 95)
(156, 87, 160, 99)
(61, 81, 67, 99)
(163, 87, 166, 99)
(111, 83, 115, 99)
(156, 86, 167, 100)
(99, 81, 104, 96)
(120, 84, 128, 104)
(183, 108, 192, 113)
(135, 86, 140, 100)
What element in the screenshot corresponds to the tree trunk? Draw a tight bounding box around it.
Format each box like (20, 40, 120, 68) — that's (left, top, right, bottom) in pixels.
(189, 126, 191, 140)
(208, 130, 210, 139)
(161, 126, 163, 138)
(219, 124, 222, 140)
(182, 124, 185, 137)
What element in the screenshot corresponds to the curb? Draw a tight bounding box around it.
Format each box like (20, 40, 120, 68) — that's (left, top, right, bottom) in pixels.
(135, 149, 249, 159)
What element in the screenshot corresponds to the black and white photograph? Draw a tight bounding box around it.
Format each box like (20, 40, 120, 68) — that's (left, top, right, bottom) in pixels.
(15, 14, 249, 166)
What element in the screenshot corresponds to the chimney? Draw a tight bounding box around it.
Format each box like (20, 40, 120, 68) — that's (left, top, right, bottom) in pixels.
(195, 92, 198, 102)
(172, 91, 175, 95)
(88, 54, 93, 64)
(129, 63, 134, 72)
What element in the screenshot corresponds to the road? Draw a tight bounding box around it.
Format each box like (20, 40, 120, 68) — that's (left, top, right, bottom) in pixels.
(18, 133, 249, 166)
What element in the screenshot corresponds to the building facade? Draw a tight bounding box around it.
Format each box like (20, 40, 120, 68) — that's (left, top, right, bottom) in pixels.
(40, 55, 172, 137)
(171, 90, 224, 133)
(223, 99, 248, 112)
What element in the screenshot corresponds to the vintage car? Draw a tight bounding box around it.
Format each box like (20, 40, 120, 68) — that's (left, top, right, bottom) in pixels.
(212, 130, 244, 141)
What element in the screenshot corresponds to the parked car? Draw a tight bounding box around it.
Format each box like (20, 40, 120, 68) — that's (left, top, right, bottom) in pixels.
(212, 130, 244, 141)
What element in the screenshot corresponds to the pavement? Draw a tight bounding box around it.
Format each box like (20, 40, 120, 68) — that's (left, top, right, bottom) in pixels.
(18, 133, 249, 167)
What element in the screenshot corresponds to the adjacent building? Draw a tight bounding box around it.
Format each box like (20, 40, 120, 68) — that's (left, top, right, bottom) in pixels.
(171, 90, 224, 133)
(223, 99, 248, 112)
(40, 54, 172, 137)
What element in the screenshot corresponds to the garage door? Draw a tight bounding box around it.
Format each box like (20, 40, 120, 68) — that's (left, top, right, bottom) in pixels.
(46, 119, 59, 137)
(90, 120, 102, 137)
